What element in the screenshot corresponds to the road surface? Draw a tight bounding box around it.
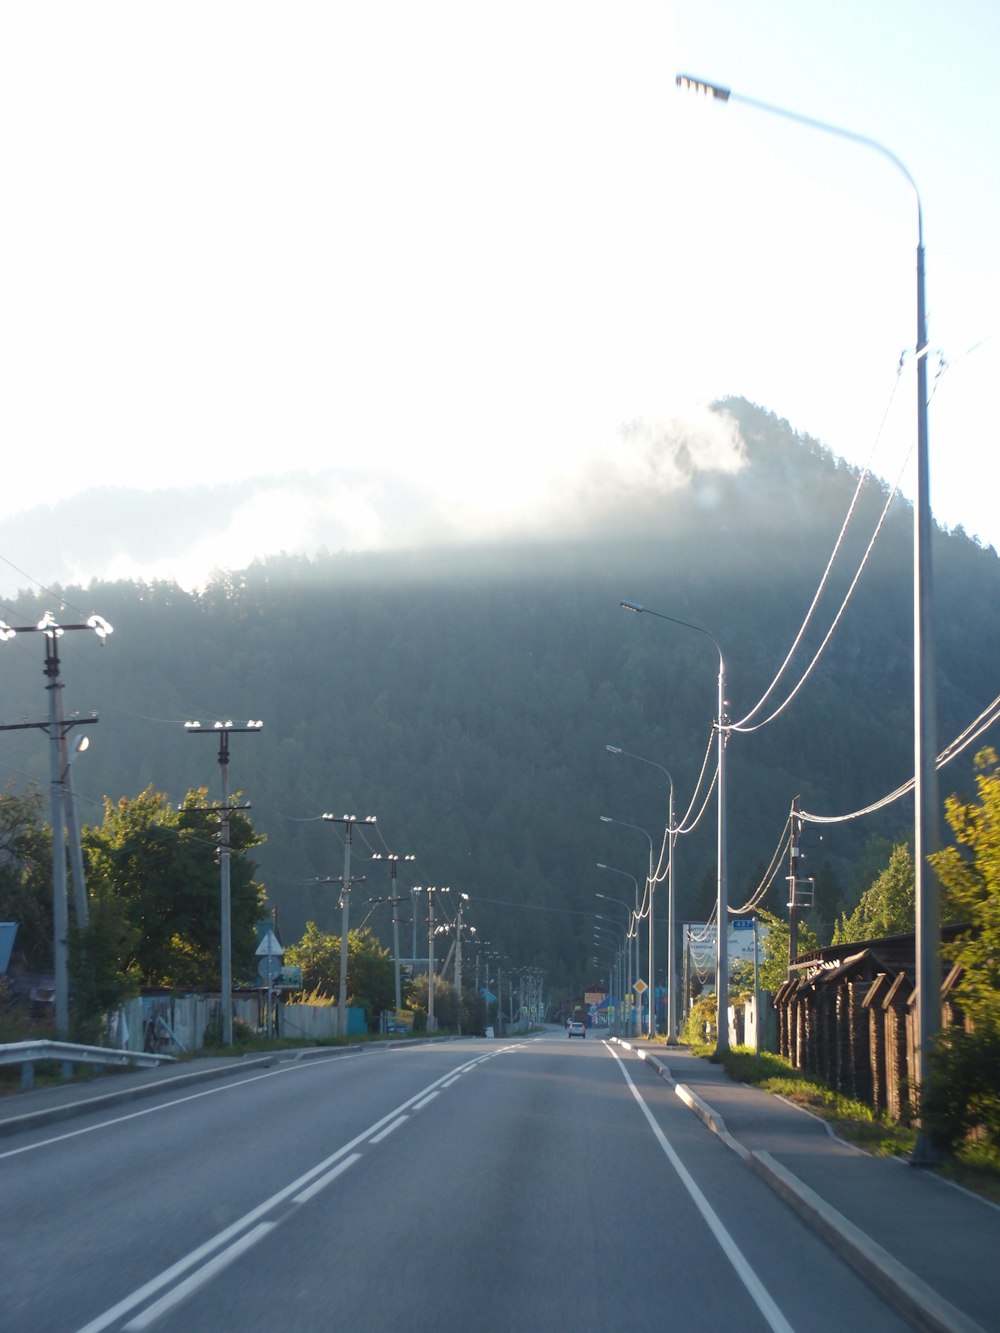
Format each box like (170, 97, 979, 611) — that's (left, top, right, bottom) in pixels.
(1, 1029, 912, 1331)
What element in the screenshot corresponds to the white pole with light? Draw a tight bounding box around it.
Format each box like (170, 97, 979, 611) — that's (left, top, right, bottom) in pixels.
(599, 815, 654, 1037)
(62, 734, 90, 930)
(607, 744, 677, 1042)
(621, 602, 729, 1056)
(0, 613, 110, 1040)
(322, 813, 377, 1038)
(596, 880, 636, 1034)
(675, 72, 939, 1158)
(187, 720, 263, 1047)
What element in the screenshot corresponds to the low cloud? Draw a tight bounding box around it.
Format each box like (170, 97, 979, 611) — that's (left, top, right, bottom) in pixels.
(0, 406, 747, 598)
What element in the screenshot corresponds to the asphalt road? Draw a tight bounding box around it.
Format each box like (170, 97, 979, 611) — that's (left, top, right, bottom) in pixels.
(1, 1029, 912, 1332)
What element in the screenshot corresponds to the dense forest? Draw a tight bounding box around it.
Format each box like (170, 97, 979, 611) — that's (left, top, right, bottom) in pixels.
(2, 398, 998, 994)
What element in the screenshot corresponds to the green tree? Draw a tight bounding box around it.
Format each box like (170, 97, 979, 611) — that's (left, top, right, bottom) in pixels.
(751, 908, 819, 993)
(923, 749, 1000, 1149)
(832, 843, 915, 944)
(285, 920, 341, 996)
(407, 973, 459, 1030)
(0, 785, 53, 969)
(85, 785, 265, 989)
(68, 876, 141, 1044)
(285, 923, 395, 1026)
(931, 747, 1000, 1029)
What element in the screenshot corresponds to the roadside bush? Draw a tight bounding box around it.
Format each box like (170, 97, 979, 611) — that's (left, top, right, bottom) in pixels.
(922, 1027, 1000, 1153)
(681, 994, 716, 1046)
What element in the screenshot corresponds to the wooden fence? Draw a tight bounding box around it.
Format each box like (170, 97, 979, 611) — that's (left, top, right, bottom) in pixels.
(771, 926, 968, 1121)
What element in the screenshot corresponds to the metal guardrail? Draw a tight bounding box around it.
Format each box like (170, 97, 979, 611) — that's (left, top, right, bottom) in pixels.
(0, 1039, 175, 1089)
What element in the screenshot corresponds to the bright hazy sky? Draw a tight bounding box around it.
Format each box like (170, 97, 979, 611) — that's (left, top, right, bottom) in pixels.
(1, 1, 998, 591)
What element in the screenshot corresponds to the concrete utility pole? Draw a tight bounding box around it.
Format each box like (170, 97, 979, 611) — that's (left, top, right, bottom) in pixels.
(323, 814, 377, 1038)
(0, 613, 110, 1039)
(371, 853, 415, 1014)
(186, 720, 262, 1047)
(413, 886, 448, 1032)
(788, 798, 801, 973)
(454, 892, 469, 1035)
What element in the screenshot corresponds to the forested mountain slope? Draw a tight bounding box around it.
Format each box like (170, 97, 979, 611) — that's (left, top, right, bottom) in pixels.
(2, 399, 996, 988)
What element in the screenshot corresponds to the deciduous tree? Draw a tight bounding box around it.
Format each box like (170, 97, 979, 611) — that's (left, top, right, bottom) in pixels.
(832, 843, 915, 944)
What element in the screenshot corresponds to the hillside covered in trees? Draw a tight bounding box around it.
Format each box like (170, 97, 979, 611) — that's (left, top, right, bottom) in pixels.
(1, 399, 997, 994)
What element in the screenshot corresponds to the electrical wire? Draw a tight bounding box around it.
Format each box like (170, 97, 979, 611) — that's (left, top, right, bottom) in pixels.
(727, 819, 792, 915)
(733, 377, 909, 734)
(799, 690, 1000, 826)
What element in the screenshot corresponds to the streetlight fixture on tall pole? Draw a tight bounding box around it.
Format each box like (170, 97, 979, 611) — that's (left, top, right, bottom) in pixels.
(621, 602, 729, 1055)
(600, 837, 645, 1034)
(675, 72, 939, 1156)
(454, 891, 470, 1035)
(599, 816, 655, 1036)
(62, 734, 91, 931)
(371, 851, 415, 1013)
(323, 813, 377, 1038)
(607, 744, 677, 1042)
(414, 886, 448, 1031)
(187, 719, 263, 1047)
(594, 919, 626, 1029)
(596, 877, 639, 1034)
(0, 613, 109, 1038)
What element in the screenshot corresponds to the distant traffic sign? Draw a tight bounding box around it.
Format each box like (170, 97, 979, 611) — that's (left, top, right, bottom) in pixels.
(633, 979, 648, 994)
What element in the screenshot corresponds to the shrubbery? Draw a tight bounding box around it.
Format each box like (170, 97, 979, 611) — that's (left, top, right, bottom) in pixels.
(923, 1028, 1000, 1154)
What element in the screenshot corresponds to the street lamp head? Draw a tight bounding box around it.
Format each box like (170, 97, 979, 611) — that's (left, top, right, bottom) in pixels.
(605, 745, 622, 755)
(184, 720, 201, 729)
(620, 600, 643, 614)
(86, 614, 114, 639)
(599, 815, 612, 824)
(0, 621, 15, 642)
(676, 73, 730, 101)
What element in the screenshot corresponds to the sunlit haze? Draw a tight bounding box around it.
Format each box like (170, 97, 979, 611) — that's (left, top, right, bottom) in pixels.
(1, 0, 997, 596)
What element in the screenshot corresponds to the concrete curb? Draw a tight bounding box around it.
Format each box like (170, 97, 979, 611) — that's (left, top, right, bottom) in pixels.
(614, 1040, 986, 1333)
(0, 1056, 275, 1138)
(749, 1150, 985, 1333)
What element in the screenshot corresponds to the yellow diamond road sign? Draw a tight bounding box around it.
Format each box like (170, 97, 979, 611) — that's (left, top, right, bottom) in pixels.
(633, 980, 648, 994)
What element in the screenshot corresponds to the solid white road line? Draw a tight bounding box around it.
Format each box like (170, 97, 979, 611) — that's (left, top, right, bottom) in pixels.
(609, 1046, 795, 1333)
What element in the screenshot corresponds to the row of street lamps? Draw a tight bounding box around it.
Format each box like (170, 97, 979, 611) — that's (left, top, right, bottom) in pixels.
(603, 75, 939, 1161)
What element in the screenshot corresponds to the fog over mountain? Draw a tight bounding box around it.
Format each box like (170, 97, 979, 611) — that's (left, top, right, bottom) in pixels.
(0, 406, 745, 598)
(1, 398, 997, 985)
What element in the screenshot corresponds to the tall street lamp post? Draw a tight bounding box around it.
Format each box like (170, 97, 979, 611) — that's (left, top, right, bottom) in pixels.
(0, 613, 110, 1038)
(676, 72, 939, 1157)
(371, 852, 415, 1013)
(323, 813, 377, 1038)
(599, 816, 655, 1037)
(607, 744, 678, 1042)
(454, 891, 470, 1035)
(621, 602, 730, 1055)
(596, 877, 639, 1034)
(594, 920, 626, 1030)
(414, 886, 448, 1031)
(187, 720, 263, 1047)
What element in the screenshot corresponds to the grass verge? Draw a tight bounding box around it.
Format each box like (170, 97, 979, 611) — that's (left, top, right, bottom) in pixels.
(704, 1044, 1000, 1203)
